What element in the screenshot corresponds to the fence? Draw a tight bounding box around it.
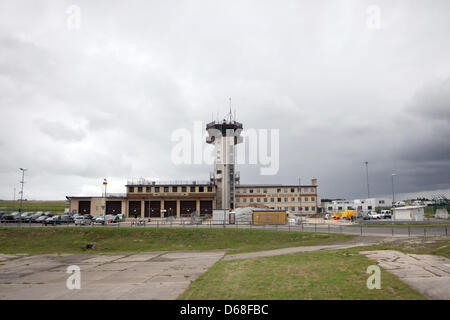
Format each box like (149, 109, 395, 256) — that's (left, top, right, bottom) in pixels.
(0, 218, 448, 237)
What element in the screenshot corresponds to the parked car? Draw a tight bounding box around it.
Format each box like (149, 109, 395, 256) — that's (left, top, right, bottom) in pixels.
(1, 212, 20, 222)
(36, 215, 49, 223)
(93, 215, 105, 225)
(368, 211, 382, 219)
(30, 212, 45, 223)
(380, 210, 392, 219)
(43, 211, 54, 217)
(20, 212, 36, 222)
(74, 216, 92, 226)
(44, 216, 59, 225)
(60, 215, 74, 224)
(105, 215, 120, 223)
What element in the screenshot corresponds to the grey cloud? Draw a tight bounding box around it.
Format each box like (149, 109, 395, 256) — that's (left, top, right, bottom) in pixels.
(1, 0, 450, 199)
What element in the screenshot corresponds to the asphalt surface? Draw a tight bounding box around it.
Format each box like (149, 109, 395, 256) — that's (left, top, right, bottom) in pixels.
(0, 250, 225, 300)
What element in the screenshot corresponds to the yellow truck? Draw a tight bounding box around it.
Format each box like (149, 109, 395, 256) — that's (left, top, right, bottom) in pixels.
(331, 210, 356, 220)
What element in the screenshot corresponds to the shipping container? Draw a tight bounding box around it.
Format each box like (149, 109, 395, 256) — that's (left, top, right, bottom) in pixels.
(252, 210, 287, 225)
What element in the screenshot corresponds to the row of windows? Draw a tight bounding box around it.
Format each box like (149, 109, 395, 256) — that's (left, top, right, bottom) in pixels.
(237, 187, 316, 194)
(129, 186, 213, 193)
(258, 206, 315, 212)
(237, 197, 315, 203)
(327, 206, 373, 211)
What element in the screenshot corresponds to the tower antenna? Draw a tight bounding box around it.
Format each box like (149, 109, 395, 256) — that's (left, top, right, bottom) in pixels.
(229, 97, 232, 121)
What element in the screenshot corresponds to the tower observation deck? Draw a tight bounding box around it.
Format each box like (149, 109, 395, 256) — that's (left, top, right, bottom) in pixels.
(206, 117, 243, 210)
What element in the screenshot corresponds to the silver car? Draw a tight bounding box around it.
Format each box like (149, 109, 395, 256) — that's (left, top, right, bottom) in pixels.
(74, 216, 91, 226)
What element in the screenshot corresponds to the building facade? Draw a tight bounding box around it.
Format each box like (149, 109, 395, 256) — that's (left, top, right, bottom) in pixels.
(322, 198, 392, 213)
(235, 179, 319, 214)
(67, 115, 320, 218)
(68, 180, 216, 218)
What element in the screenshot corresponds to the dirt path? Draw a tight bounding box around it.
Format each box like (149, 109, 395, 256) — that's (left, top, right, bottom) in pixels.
(223, 236, 390, 260)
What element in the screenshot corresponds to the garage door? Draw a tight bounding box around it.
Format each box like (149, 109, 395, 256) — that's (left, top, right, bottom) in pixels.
(164, 201, 177, 217)
(129, 201, 141, 217)
(144, 201, 161, 218)
(200, 200, 213, 216)
(106, 201, 121, 215)
(78, 201, 91, 215)
(180, 200, 196, 216)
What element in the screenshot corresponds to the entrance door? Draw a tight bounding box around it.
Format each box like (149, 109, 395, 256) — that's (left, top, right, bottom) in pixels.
(200, 200, 213, 216)
(180, 200, 196, 216)
(78, 201, 91, 215)
(129, 201, 141, 217)
(165, 201, 177, 217)
(106, 201, 121, 215)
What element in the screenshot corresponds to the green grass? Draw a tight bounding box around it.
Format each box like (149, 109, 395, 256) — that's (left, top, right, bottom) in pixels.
(0, 227, 353, 255)
(0, 200, 67, 214)
(179, 249, 425, 300)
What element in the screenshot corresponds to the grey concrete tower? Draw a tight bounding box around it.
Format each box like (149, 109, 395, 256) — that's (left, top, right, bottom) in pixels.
(206, 114, 243, 210)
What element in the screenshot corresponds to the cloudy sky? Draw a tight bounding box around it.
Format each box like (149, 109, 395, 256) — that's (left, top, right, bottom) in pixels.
(0, 0, 449, 200)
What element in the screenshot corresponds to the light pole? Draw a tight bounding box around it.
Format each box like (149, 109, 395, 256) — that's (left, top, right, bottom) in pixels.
(103, 178, 107, 216)
(364, 161, 370, 199)
(391, 173, 396, 206)
(19, 168, 27, 214)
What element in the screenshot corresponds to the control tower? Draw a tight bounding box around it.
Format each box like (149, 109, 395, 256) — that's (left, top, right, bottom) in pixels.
(206, 112, 243, 210)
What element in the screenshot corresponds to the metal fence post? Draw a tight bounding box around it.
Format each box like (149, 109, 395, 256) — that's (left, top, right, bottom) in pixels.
(408, 226, 410, 237)
(328, 224, 330, 233)
(301, 223, 304, 232)
(360, 225, 363, 236)
(424, 227, 426, 238)
(392, 226, 394, 236)
(445, 226, 448, 236)
(314, 224, 317, 232)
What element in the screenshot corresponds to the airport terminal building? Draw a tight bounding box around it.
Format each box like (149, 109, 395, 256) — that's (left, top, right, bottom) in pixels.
(67, 179, 318, 218)
(67, 115, 318, 218)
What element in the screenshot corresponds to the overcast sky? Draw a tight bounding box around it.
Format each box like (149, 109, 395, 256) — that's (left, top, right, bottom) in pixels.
(0, 0, 449, 201)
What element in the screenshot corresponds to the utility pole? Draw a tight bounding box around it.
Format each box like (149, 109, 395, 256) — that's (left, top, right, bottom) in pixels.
(19, 168, 27, 213)
(364, 161, 370, 199)
(391, 173, 396, 205)
(103, 178, 107, 216)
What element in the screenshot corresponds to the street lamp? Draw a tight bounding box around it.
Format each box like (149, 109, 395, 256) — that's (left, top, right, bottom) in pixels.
(19, 168, 27, 214)
(103, 178, 107, 216)
(364, 161, 370, 199)
(391, 173, 396, 206)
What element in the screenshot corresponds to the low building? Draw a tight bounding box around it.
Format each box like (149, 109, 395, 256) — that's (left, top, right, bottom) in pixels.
(68, 180, 216, 218)
(322, 198, 392, 213)
(235, 179, 318, 215)
(392, 206, 425, 221)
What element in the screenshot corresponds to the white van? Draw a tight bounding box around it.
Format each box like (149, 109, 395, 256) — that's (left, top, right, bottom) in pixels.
(380, 210, 392, 218)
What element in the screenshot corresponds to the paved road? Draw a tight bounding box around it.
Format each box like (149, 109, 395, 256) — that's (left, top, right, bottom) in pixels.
(0, 250, 224, 300)
(224, 236, 390, 260)
(362, 250, 450, 300)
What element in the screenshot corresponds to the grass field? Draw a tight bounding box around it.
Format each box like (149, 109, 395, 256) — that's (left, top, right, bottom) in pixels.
(0, 227, 353, 255)
(178, 249, 425, 300)
(0, 200, 67, 214)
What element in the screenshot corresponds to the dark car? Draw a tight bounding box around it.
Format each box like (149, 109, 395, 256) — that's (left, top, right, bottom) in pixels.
(30, 212, 45, 223)
(36, 215, 49, 224)
(1, 212, 20, 222)
(60, 215, 74, 224)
